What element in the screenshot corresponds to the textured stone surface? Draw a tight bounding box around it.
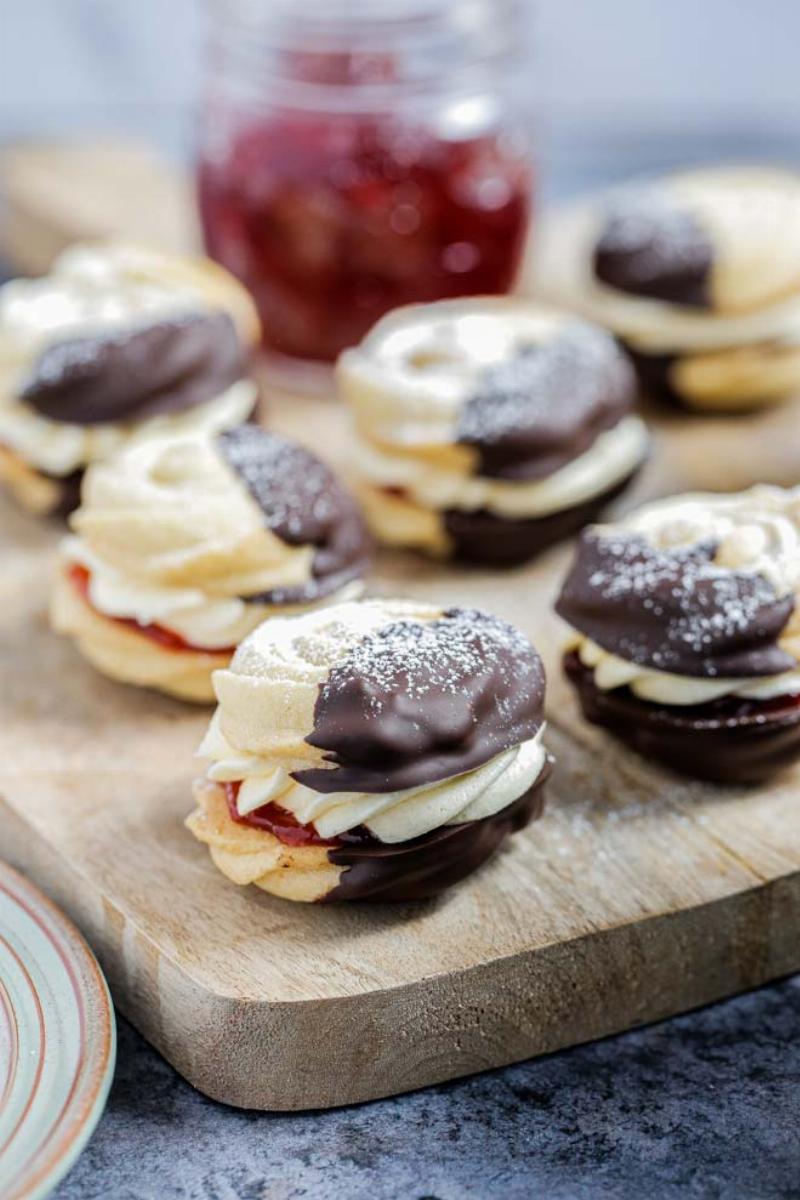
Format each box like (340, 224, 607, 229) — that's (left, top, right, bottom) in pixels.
(56, 977, 800, 1200)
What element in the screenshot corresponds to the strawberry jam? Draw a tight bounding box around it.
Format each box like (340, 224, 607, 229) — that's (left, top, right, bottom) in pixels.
(198, 113, 531, 363)
(224, 781, 376, 848)
(224, 781, 337, 846)
(68, 563, 235, 655)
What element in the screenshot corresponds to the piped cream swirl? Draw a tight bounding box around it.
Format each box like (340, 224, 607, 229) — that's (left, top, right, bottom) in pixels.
(352, 415, 648, 519)
(200, 711, 547, 844)
(62, 432, 322, 649)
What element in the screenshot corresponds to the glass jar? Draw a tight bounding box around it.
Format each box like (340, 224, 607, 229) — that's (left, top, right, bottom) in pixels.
(197, 0, 534, 369)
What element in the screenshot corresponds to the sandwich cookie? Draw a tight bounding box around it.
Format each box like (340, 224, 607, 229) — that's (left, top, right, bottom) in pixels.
(556, 485, 800, 781)
(50, 426, 371, 701)
(187, 599, 552, 900)
(338, 298, 647, 565)
(539, 167, 800, 411)
(0, 241, 260, 515)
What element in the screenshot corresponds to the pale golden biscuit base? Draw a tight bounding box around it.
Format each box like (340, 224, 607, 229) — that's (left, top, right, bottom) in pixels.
(50, 564, 229, 703)
(0, 445, 62, 515)
(670, 341, 800, 411)
(186, 781, 342, 903)
(353, 479, 451, 556)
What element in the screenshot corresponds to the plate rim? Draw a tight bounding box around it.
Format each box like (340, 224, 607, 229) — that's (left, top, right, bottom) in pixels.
(0, 860, 116, 1200)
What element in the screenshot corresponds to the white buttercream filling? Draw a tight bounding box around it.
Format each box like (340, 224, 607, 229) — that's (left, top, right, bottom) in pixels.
(576, 636, 800, 706)
(200, 711, 547, 844)
(0, 378, 257, 476)
(353, 415, 647, 519)
(64, 536, 363, 650)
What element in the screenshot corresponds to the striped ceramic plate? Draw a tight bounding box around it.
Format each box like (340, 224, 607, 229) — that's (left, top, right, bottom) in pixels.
(0, 861, 116, 1200)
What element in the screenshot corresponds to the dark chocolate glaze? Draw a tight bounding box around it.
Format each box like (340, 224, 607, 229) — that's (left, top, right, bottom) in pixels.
(294, 608, 545, 794)
(557, 531, 796, 679)
(593, 198, 713, 308)
(457, 323, 636, 482)
(325, 763, 549, 902)
(21, 310, 247, 426)
(564, 650, 800, 784)
(442, 468, 638, 567)
(217, 426, 370, 605)
(625, 347, 681, 403)
(47, 466, 84, 519)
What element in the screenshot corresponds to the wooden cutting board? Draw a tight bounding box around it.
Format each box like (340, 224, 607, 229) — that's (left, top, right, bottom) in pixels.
(3, 384, 800, 1111)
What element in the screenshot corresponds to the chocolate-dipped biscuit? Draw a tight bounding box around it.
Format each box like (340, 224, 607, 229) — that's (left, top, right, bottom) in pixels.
(338, 298, 649, 565)
(539, 167, 800, 412)
(50, 428, 369, 703)
(564, 650, 800, 785)
(556, 485, 800, 783)
(23, 310, 245, 425)
(218, 426, 371, 605)
(441, 472, 636, 567)
(186, 599, 552, 901)
(593, 198, 713, 308)
(0, 241, 260, 517)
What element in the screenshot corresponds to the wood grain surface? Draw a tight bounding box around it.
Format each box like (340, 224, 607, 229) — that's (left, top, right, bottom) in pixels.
(2, 381, 800, 1110)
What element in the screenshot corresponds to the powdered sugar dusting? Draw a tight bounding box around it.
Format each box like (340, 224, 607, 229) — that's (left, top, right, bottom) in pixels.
(457, 321, 633, 452)
(588, 533, 787, 674)
(219, 426, 336, 543)
(340, 607, 543, 716)
(595, 194, 712, 285)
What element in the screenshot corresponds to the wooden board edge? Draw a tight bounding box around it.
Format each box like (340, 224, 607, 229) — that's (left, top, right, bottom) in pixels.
(3, 795, 799, 1110)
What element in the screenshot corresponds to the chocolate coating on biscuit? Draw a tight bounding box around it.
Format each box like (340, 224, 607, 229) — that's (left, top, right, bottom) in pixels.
(593, 199, 713, 307)
(294, 607, 545, 794)
(557, 531, 796, 679)
(457, 323, 636, 482)
(325, 765, 549, 901)
(22, 311, 247, 425)
(442, 468, 638, 566)
(218, 426, 370, 605)
(564, 649, 800, 784)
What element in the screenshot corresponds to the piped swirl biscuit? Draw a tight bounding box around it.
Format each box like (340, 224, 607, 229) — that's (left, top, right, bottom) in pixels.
(187, 599, 551, 901)
(0, 241, 260, 514)
(556, 484, 800, 781)
(538, 167, 800, 411)
(338, 298, 648, 564)
(50, 427, 370, 702)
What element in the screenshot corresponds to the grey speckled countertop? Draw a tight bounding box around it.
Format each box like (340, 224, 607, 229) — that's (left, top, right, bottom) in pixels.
(56, 978, 800, 1200)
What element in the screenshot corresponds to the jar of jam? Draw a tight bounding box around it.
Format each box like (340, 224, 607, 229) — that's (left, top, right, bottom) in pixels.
(197, 0, 533, 370)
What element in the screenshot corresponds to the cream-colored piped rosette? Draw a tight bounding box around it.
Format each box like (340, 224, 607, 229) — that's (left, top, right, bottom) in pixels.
(187, 599, 550, 902)
(50, 427, 369, 702)
(566, 484, 800, 706)
(535, 166, 800, 411)
(337, 297, 647, 562)
(0, 241, 260, 514)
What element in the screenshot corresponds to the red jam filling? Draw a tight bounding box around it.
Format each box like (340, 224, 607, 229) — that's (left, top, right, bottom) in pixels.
(67, 563, 235, 655)
(224, 781, 339, 847)
(198, 114, 531, 362)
